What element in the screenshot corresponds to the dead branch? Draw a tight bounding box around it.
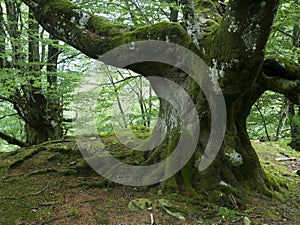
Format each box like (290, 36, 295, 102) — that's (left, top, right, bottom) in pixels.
(275, 157, 297, 162)
(150, 213, 155, 225)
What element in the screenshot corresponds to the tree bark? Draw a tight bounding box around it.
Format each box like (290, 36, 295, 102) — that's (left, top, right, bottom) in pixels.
(288, 8, 300, 151)
(22, 12, 64, 145)
(275, 98, 289, 141)
(288, 104, 300, 151)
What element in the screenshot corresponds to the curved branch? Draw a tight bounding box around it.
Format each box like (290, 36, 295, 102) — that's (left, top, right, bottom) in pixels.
(260, 57, 300, 104)
(21, 0, 192, 60)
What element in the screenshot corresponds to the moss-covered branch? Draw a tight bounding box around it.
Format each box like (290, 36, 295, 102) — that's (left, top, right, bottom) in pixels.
(21, 0, 192, 60)
(260, 57, 300, 104)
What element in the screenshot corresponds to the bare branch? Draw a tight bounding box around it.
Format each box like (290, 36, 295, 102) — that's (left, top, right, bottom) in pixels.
(0, 113, 18, 120)
(273, 27, 295, 40)
(98, 74, 142, 87)
(0, 131, 28, 147)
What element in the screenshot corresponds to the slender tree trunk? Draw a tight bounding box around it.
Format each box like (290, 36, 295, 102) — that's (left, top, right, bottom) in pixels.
(288, 104, 300, 151)
(107, 72, 128, 128)
(255, 104, 271, 141)
(0, 4, 6, 68)
(275, 98, 289, 141)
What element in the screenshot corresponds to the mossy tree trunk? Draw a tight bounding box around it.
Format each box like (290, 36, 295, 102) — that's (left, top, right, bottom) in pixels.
(22, 13, 63, 145)
(0, 4, 64, 146)
(288, 104, 300, 151)
(22, 0, 300, 204)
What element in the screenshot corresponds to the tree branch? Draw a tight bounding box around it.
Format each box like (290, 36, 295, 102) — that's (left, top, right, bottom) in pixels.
(21, 0, 191, 59)
(260, 57, 300, 104)
(96, 74, 142, 87)
(0, 113, 18, 120)
(0, 131, 28, 147)
(273, 27, 295, 40)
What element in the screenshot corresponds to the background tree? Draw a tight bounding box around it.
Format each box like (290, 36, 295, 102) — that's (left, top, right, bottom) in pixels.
(21, 0, 300, 206)
(0, 0, 80, 146)
(247, 0, 300, 148)
(288, 0, 300, 151)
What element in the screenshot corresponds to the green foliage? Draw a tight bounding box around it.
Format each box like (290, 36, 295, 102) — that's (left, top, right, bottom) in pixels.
(247, 92, 287, 140)
(0, 1, 82, 148)
(72, 0, 181, 26)
(78, 62, 160, 133)
(0, 102, 24, 152)
(266, 0, 300, 60)
(248, 0, 300, 142)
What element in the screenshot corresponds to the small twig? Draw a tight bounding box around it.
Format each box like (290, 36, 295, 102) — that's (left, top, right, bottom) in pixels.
(123, 185, 141, 210)
(232, 217, 243, 223)
(228, 193, 239, 210)
(150, 213, 155, 225)
(272, 27, 296, 40)
(38, 201, 60, 206)
(0, 113, 18, 120)
(123, 185, 132, 202)
(27, 168, 57, 176)
(275, 157, 297, 162)
(14, 200, 40, 210)
(38, 213, 76, 225)
(249, 214, 262, 219)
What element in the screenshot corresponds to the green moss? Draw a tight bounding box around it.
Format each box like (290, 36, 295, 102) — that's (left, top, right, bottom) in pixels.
(9, 146, 45, 169)
(92, 215, 109, 223)
(110, 22, 191, 48)
(263, 56, 300, 80)
(129, 126, 151, 139)
(263, 167, 286, 193)
(88, 15, 125, 37)
(216, 206, 240, 219)
(208, 191, 232, 207)
(162, 177, 178, 193)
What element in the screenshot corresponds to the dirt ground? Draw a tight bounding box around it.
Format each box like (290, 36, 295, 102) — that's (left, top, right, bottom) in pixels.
(0, 139, 299, 225)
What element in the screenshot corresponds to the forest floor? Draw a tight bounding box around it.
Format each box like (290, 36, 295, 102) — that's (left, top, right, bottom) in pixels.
(0, 134, 299, 225)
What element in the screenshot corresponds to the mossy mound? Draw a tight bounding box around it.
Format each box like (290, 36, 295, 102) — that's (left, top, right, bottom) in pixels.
(0, 138, 299, 224)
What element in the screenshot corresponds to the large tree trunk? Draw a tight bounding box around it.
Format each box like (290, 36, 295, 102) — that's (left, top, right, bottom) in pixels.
(23, 12, 63, 145)
(21, 0, 300, 206)
(146, 73, 273, 206)
(0, 2, 64, 147)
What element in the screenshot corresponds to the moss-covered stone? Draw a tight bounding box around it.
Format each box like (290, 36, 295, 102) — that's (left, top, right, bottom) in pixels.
(128, 198, 152, 211)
